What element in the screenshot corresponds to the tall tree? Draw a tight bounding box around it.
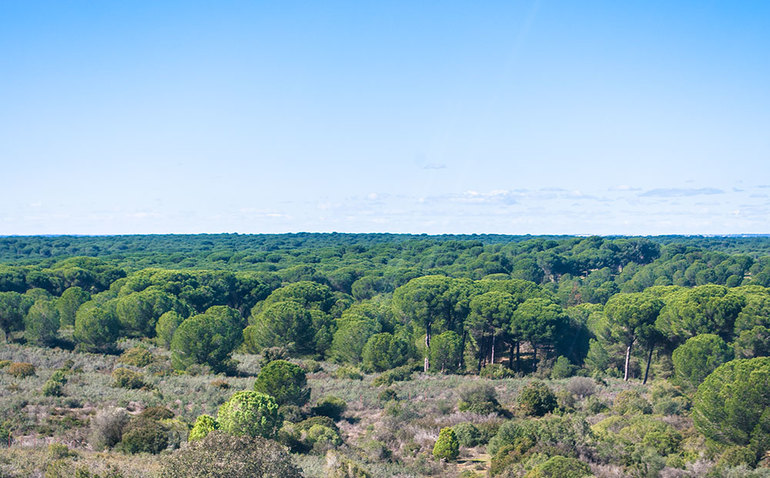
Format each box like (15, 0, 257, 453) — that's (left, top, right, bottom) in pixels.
(604, 292, 663, 381)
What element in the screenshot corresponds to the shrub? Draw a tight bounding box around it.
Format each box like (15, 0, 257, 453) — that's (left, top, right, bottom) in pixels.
(42, 380, 64, 397)
(480, 364, 515, 379)
(458, 382, 502, 415)
(170, 306, 242, 373)
(307, 424, 343, 452)
(550, 356, 577, 379)
(433, 427, 460, 461)
(672, 334, 733, 389)
(326, 452, 372, 478)
(118, 418, 168, 454)
(258, 346, 289, 367)
(111, 368, 145, 390)
(217, 391, 282, 439)
(189, 414, 218, 441)
(140, 406, 174, 421)
(524, 455, 593, 478)
(565, 377, 596, 400)
(89, 408, 129, 450)
(155, 310, 184, 348)
(378, 388, 399, 402)
(48, 443, 76, 459)
(118, 347, 154, 367)
(518, 381, 557, 417)
(334, 365, 364, 380)
(372, 362, 419, 386)
(612, 389, 652, 415)
(160, 431, 303, 478)
(74, 303, 120, 352)
(7, 362, 35, 378)
(253, 360, 310, 407)
(453, 422, 482, 447)
(0, 421, 11, 447)
(210, 378, 230, 389)
(279, 404, 307, 423)
(302, 359, 322, 373)
(311, 395, 347, 421)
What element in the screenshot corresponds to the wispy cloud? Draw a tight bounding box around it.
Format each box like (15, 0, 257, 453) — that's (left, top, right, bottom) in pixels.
(423, 163, 447, 170)
(639, 188, 724, 198)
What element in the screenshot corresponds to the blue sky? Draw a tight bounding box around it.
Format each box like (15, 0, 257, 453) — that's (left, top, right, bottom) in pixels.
(1, 1, 769, 235)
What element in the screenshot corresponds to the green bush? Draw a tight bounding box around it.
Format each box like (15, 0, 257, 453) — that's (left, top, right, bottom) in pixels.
(311, 395, 347, 421)
(118, 347, 154, 367)
(217, 391, 282, 439)
(74, 303, 120, 352)
(612, 389, 652, 415)
(524, 455, 593, 478)
(6, 362, 36, 378)
(155, 310, 184, 348)
(48, 443, 76, 459)
(458, 382, 502, 415)
(118, 418, 168, 454)
(170, 306, 242, 373)
(43, 380, 64, 397)
(0, 421, 11, 447)
(140, 406, 174, 421)
(518, 381, 557, 417)
(433, 427, 460, 461)
(253, 360, 310, 407)
(480, 364, 515, 379)
(160, 431, 303, 478)
(372, 363, 418, 386)
(111, 368, 145, 390)
(550, 356, 577, 379)
(334, 365, 364, 380)
(306, 424, 343, 452)
(453, 422, 482, 447)
(189, 414, 218, 441)
(672, 334, 733, 389)
(24, 299, 60, 346)
(326, 452, 372, 478)
(378, 388, 399, 402)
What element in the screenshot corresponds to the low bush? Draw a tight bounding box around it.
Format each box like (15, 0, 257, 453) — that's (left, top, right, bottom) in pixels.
(517, 381, 557, 417)
(217, 391, 282, 439)
(140, 406, 174, 421)
(160, 431, 303, 478)
(117, 418, 168, 454)
(612, 389, 652, 415)
(565, 377, 596, 400)
(480, 364, 515, 380)
(524, 455, 593, 478)
(7, 362, 36, 378)
(89, 408, 129, 450)
(453, 422, 482, 447)
(550, 356, 578, 379)
(189, 414, 218, 441)
(458, 382, 502, 415)
(111, 368, 145, 390)
(117, 347, 154, 367)
(311, 395, 347, 421)
(334, 366, 364, 380)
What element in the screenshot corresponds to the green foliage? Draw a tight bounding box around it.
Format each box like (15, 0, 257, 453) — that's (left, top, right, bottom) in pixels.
(372, 362, 418, 386)
(57, 286, 91, 326)
(693, 357, 770, 453)
(161, 431, 303, 478)
(334, 365, 364, 380)
(518, 381, 557, 417)
(189, 414, 219, 441)
(246, 300, 316, 354)
(429, 330, 463, 373)
(217, 391, 282, 439)
(110, 368, 145, 390)
(480, 363, 516, 379)
(612, 389, 652, 415)
(306, 423, 343, 451)
(311, 395, 347, 421)
(0, 291, 33, 333)
(433, 427, 460, 461)
(656, 285, 745, 343)
(326, 452, 372, 478)
(457, 382, 502, 415)
(170, 306, 242, 373)
(89, 408, 129, 450)
(672, 334, 733, 388)
(361, 332, 411, 373)
(24, 299, 60, 346)
(0, 421, 11, 447)
(117, 346, 154, 367)
(524, 456, 593, 478)
(329, 314, 381, 364)
(452, 422, 482, 447)
(117, 418, 168, 454)
(42, 379, 64, 397)
(253, 360, 310, 407)
(6, 361, 36, 378)
(74, 302, 120, 352)
(154, 310, 185, 348)
(140, 406, 174, 421)
(550, 356, 577, 379)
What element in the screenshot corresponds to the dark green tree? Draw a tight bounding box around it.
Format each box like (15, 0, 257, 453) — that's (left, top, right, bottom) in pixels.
(253, 360, 310, 407)
(603, 293, 663, 381)
(429, 331, 463, 374)
(73, 301, 120, 352)
(170, 306, 242, 373)
(56, 286, 90, 327)
(361, 332, 411, 372)
(246, 301, 315, 355)
(24, 299, 60, 346)
(672, 334, 733, 389)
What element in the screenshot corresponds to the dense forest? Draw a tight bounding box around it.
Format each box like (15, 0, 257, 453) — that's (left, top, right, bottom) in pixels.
(1, 234, 770, 477)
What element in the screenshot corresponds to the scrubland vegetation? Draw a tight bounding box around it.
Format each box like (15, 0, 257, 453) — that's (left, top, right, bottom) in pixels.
(1, 233, 770, 477)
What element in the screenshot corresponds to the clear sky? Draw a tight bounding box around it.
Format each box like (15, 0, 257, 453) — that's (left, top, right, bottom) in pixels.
(1, 1, 769, 236)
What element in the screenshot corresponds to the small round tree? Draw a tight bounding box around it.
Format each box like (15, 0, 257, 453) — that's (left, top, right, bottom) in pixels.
(518, 381, 557, 417)
(672, 334, 733, 389)
(361, 333, 410, 372)
(74, 302, 120, 352)
(433, 427, 460, 461)
(217, 391, 281, 439)
(188, 414, 218, 441)
(253, 360, 310, 407)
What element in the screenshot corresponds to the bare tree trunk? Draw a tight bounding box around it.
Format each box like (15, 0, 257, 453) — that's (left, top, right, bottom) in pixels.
(508, 343, 515, 370)
(624, 339, 634, 381)
(643, 346, 654, 384)
(516, 341, 520, 371)
(491, 334, 496, 365)
(424, 324, 431, 373)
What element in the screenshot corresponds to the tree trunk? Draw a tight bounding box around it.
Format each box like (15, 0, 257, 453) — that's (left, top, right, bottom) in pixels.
(491, 334, 496, 365)
(516, 341, 520, 371)
(643, 346, 654, 385)
(623, 339, 634, 381)
(508, 343, 515, 370)
(459, 330, 467, 371)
